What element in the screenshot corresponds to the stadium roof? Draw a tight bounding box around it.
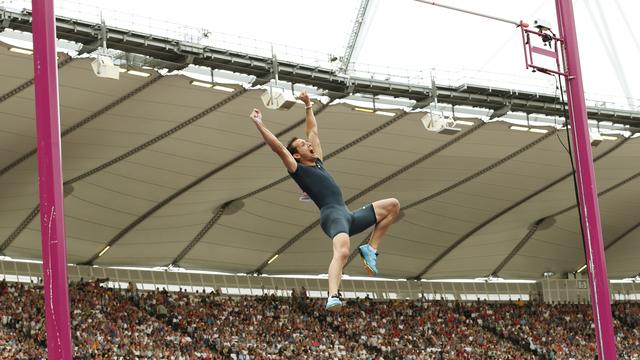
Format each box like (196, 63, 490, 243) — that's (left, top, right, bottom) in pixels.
(1, 6, 640, 280)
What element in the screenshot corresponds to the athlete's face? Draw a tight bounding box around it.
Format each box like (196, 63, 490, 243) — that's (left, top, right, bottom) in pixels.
(293, 138, 316, 161)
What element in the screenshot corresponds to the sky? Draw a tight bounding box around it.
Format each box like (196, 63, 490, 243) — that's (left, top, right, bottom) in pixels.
(4, 0, 640, 111)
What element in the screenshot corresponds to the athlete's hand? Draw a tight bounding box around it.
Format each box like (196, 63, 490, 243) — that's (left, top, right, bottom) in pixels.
(249, 108, 263, 124)
(296, 91, 311, 107)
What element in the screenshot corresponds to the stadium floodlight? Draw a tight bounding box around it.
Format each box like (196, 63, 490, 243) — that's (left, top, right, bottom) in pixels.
(421, 112, 461, 135)
(589, 129, 604, 147)
(261, 88, 296, 110)
(91, 54, 120, 80)
(190, 81, 235, 93)
(190, 80, 213, 88)
(9, 47, 33, 55)
(529, 128, 549, 134)
(97, 246, 110, 257)
(454, 120, 475, 126)
(213, 85, 235, 93)
(127, 70, 151, 77)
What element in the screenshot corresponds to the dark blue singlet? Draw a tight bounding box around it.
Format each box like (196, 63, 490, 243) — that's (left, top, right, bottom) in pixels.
(288, 159, 377, 239)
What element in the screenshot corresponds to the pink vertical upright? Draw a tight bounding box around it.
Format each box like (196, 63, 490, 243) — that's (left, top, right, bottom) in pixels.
(555, 0, 617, 359)
(31, 0, 73, 358)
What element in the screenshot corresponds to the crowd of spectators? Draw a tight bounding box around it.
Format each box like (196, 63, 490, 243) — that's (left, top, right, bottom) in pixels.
(0, 279, 638, 359)
(459, 301, 640, 359)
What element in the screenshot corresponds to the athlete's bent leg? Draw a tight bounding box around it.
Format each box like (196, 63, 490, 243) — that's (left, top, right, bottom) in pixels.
(358, 198, 400, 275)
(369, 198, 400, 250)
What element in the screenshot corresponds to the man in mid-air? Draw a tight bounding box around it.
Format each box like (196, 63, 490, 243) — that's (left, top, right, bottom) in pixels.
(249, 92, 400, 311)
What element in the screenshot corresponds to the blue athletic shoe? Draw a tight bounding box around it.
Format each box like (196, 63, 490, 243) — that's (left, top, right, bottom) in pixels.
(358, 244, 379, 275)
(325, 296, 342, 312)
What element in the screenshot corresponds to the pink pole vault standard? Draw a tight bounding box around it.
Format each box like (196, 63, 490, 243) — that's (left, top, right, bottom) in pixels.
(555, 0, 617, 358)
(31, 0, 74, 358)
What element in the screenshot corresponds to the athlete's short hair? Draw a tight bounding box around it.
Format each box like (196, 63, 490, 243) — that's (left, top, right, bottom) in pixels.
(286, 137, 300, 158)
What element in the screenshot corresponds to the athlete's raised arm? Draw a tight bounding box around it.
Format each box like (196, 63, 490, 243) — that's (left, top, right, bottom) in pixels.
(249, 108, 297, 173)
(298, 91, 323, 161)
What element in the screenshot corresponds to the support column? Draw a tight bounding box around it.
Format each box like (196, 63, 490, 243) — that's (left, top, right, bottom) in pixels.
(31, 0, 73, 358)
(555, 1, 616, 358)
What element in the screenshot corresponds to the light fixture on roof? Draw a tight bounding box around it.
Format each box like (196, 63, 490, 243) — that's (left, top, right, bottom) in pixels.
(90, 21, 121, 80)
(509, 125, 549, 134)
(190, 81, 235, 93)
(9, 47, 33, 55)
(213, 85, 235, 93)
(590, 129, 603, 147)
(261, 53, 296, 110)
(267, 254, 279, 264)
(421, 111, 461, 135)
(261, 87, 296, 110)
(375, 110, 395, 117)
(454, 120, 475, 126)
(528, 128, 549, 134)
(98, 246, 110, 257)
(353, 107, 374, 113)
(127, 70, 151, 77)
(190, 80, 213, 88)
(590, 129, 618, 147)
(589, 121, 619, 146)
(576, 264, 587, 273)
(91, 54, 120, 80)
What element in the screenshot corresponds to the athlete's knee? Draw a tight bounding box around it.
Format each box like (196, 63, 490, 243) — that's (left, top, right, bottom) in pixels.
(389, 198, 400, 214)
(332, 236, 350, 260)
(383, 198, 400, 218)
(334, 247, 349, 261)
